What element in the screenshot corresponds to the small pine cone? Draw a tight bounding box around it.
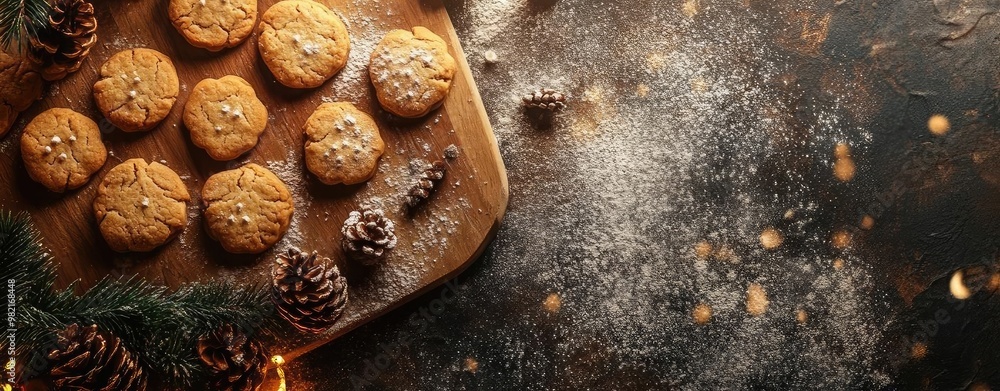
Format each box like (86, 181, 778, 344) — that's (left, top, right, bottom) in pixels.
(197, 324, 268, 391)
(46, 324, 147, 391)
(28, 0, 98, 81)
(405, 161, 447, 209)
(522, 88, 566, 111)
(272, 248, 349, 333)
(342, 208, 398, 264)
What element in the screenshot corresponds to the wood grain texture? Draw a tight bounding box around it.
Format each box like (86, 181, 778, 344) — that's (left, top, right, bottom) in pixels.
(0, 0, 508, 360)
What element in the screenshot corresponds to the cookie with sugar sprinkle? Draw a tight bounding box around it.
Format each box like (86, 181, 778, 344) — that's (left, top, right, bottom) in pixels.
(369, 27, 457, 118)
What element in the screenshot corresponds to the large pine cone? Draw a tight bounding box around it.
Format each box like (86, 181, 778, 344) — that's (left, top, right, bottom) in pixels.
(46, 324, 147, 391)
(197, 324, 267, 391)
(272, 248, 349, 333)
(28, 0, 98, 81)
(341, 208, 398, 264)
(405, 161, 447, 209)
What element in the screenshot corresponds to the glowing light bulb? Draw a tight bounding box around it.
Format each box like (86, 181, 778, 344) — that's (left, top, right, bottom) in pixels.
(950, 270, 972, 300)
(271, 355, 287, 391)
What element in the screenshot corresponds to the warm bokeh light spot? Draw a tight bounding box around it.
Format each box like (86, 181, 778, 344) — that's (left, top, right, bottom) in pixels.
(928, 114, 950, 136)
(746, 283, 770, 316)
(950, 270, 972, 300)
(692, 303, 712, 325)
(760, 228, 784, 250)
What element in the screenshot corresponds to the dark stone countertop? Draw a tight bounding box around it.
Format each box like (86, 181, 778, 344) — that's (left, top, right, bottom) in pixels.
(282, 0, 1000, 389)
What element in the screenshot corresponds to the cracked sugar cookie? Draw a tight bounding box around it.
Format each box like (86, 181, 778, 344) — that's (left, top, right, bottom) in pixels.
(0, 50, 43, 137)
(303, 102, 385, 185)
(93, 48, 180, 132)
(257, 0, 350, 89)
(93, 159, 191, 252)
(369, 27, 456, 118)
(183, 75, 267, 160)
(169, 0, 257, 51)
(21, 108, 107, 193)
(202, 164, 294, 254)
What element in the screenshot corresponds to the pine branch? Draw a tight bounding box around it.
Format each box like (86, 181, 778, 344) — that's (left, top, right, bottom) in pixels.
(0, 211, 56, 298)
(2, 212, 279, 389)
(141, 331, 205, 390)
(0, 0, 49, 50)
(171, 282, 276, 337)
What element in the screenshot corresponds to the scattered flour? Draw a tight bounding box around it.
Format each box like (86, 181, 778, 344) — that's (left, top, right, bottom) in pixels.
(434, 0, 891, 387)
(266, 153, 313, 250)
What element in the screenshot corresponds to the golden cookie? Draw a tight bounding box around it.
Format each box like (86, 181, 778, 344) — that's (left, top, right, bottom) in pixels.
(169, 0, 257, 51)
(183, 75, 268, 160)
(257, 0, 350, 88)
(369, 27, 456, 118)
(0, 50, 43, 137)
(93, 49, 180, 132)
(202, 164, 294, 254)
(303, 102, 385, 185)
(20, 108, 107, 193)
(93, 159, 191, 252)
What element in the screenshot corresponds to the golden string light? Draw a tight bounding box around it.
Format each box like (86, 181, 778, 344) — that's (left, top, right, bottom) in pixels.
(271, 355, 287, 391)
(949, 270, 972, 300)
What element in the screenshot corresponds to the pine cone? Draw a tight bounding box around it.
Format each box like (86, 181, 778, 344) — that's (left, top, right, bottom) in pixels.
(28, 0, 98, 81)
(342, 208, 398, 264)
(522, 88, 566, 111)
(46, 324, 147, 391)
(272, 248, 349, 333)
(197, 324, 267, 391)
(405, 161, 447, 209)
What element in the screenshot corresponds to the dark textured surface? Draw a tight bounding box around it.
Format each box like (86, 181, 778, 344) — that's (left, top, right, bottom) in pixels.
(284, 0, 1000, 389)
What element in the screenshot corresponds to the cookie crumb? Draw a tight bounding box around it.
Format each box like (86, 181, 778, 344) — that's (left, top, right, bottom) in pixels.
(444, 144, 460, 159)
(483, 49, 498, 63)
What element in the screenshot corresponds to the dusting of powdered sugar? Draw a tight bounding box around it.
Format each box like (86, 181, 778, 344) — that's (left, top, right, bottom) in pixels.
(266, 152, 312, 250)
(428, 0, 890, 387)
(324, 1, 393, 102)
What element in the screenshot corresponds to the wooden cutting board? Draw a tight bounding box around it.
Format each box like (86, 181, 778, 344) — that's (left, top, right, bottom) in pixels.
(0, 0, 507, 361)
